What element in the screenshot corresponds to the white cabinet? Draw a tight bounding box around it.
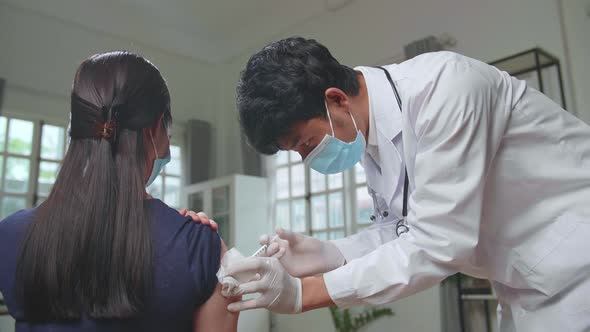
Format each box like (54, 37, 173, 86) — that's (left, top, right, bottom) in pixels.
(183, 174, 271, 332)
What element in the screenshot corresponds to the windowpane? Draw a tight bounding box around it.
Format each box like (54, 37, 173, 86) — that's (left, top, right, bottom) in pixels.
(188, 192, 204, 212)
(276, 150, 289, 166)
(0, 116, 6, 152)
(147, 176, 163, 199)
(289, 150, 301, 164)
(0, 156, 3, 187)
(356, 186, 373, 224)
(212, 185, 230, 214)
(329, 230, 345, 240)
(41, 125, 65, 160)
(354, 164, 366, 184)
(313, 232, 328, 241)
(164, 176, 181, 208)
(290, 164, 305, 197)
(5, 157, 30, 193)
(276, 167, 289, 199)
(276, 200, 290, 229)
(38, 161, 59, 196)
(310, 169, 326, 193)
(1, 196, 27, 219)
(328, 192, 343, 227)
(291, 199, 306, 232)
(165, 145, 182, 176)
(311, 195, 327, 230)
(213, 214, 230, 245)
(328, 173, 343, 189)
(7, 119, 34, 155)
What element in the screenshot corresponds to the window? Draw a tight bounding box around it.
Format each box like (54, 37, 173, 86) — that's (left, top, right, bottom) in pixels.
(147, 144, 183, 208)
(309, 163, 346, 241)
(274, 151, 309, 233)
(37, 124, 67, 202)
(270, 151, 370, 240)
(353, 164, 373, 230)
(0, 116, 67, 219)
(0, 115, 184, 219)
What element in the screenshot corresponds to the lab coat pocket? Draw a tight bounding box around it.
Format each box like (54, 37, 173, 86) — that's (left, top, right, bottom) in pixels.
(525, 213, 590, 301)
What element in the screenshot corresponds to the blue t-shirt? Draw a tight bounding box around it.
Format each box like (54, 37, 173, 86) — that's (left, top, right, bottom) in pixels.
(0, 199, 221, 331)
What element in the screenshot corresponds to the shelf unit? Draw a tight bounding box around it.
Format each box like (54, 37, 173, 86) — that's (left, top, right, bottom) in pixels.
(489, 47, 567, 109)
(455, 275, 497, 332)
(182, 174, 271, 332)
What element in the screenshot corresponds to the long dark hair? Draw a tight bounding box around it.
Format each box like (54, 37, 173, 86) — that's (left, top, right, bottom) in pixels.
(16, 51, 171, 321)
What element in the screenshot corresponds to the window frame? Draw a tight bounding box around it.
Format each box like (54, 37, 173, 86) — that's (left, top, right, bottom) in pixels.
(0, 116, 69, 216)
(146, 132, 186, 209)
(34, 121, 69, 205)
(0, 114, 186, 216)
(158, 145, 184, 208)
(268, 152, 371, 240)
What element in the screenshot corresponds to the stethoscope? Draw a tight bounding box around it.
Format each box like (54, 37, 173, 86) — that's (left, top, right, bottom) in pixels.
(369, 189, 409, 236)
(368, 67, 410, 237)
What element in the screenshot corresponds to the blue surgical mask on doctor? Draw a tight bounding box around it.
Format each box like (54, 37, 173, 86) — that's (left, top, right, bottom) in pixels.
(146, 132, 171, 187)
(303, 101, 366, 174)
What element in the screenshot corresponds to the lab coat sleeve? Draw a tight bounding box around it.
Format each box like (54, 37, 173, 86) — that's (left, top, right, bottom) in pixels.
(330, 218, 398, 262)
(324, 56, 505, 307)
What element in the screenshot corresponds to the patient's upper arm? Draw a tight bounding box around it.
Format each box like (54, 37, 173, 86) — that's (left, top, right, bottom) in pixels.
(193, 240, 240, 332)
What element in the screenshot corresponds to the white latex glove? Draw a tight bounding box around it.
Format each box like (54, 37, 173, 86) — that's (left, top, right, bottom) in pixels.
(224, 256, 302, 314)
(259, 227, 345, 278)
(216, 248, 259, 296)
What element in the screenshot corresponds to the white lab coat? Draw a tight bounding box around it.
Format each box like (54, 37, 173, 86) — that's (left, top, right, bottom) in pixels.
(323, 52, 590, 331)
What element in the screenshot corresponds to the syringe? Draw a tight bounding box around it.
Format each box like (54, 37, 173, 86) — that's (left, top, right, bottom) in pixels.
(250, 244, 268, 257)
(249, 235, 278, 257)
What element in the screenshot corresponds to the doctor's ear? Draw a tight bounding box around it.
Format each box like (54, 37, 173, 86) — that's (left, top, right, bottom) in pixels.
(324, 88, 351, 109)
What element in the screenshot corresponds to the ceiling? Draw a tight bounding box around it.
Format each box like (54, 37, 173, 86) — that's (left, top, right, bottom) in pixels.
(4, 0, 355, 64)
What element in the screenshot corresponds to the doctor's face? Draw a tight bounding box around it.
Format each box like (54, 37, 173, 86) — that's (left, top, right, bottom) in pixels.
(277, 118, 331, 161)
(277, 105, 361, 161)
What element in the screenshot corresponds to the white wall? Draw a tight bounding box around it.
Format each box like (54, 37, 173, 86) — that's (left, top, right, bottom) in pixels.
(225, 0, 573, 85)
(0, 2, 244, 178)
(0, 3, 214, 121)
(559, 0, 590, 123)
(210, 68, 245, 177)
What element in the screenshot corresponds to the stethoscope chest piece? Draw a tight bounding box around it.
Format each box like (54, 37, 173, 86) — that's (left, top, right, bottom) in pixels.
(396, 218, 409, 236)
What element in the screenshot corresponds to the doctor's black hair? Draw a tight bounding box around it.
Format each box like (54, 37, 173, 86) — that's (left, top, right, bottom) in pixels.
(237, 37, 360, 154)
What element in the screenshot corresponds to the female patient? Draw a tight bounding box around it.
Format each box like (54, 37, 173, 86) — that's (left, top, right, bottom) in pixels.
(0, 51, 238, 331)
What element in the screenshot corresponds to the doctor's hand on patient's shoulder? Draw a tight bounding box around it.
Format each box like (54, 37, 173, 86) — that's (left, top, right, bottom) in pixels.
(178, 209, 218, 232)
(224, 256, 302, 314)
(259, 228, 345, 278)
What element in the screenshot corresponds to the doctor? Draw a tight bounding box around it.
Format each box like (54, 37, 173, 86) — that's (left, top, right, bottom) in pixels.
(227, 37, 590, 331)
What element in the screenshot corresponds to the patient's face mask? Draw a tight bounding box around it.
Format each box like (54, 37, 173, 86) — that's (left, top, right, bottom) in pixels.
(146, 132, 170, 187)
(303, 101, 366, 174)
